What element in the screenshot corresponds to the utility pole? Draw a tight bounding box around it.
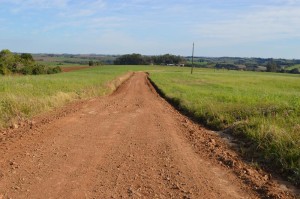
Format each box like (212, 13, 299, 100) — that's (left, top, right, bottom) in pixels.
(191, 42, 195, 74)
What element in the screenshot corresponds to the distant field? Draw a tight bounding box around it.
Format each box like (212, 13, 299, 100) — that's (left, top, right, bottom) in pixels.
(0, 65, 158, 128)
(186, 61, 208, 66)
(36, 61, 87, 68)
(33, 54, 116, 66)
(149, 68, 300, 183)
(286, 64, 300, 70)
(35, 59, 88, 68)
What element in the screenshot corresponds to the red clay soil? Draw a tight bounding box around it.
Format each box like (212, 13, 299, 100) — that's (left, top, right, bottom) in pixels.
(0, 72, 298, 198)
(61, 66, 90, 72)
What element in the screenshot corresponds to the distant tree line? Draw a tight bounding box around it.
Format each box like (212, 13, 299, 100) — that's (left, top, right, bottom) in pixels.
(88, 60, 102, 66)
(0, 49, 62, 75)
(266, 59, 300, 74)
(114, 54, 185, 65)
(215, 63, 244, 70)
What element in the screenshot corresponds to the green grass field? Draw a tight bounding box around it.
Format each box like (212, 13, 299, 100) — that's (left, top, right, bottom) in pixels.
(0, 65, 158, 128)
(149, 67, 300, 184)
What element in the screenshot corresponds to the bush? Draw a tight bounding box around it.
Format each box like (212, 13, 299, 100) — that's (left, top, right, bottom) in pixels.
(21, 65, 33, 75)
(32, 65, 46, 75)
(89, 61, 94, 66)
(0, 49, 62, 76)
(290, 68, 300, 74)
(0, 64, 11, 75)
(47, 66, 62, 74)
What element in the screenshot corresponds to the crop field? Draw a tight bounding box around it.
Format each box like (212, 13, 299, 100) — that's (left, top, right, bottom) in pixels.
(0, 66, 158, 128)
(149, 67, 300, 183)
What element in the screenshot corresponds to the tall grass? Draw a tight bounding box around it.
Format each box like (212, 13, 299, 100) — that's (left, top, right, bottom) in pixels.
(0, 65, 156, 128)
(150, 67, 300, 184)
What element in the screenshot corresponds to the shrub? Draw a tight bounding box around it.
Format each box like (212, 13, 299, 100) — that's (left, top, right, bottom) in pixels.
(0, 49, 62, 76)
(21, 65, 33, 75)
(47, 66, 62, 74)
(32, 64, 46, 75)
(290, 68, 300, 74)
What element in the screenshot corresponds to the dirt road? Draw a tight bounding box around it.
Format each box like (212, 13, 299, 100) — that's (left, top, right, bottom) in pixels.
(0, 72, 296, 198)
(61, 66, 90, 72)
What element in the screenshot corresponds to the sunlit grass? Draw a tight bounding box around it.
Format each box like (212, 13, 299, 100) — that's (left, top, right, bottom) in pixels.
(0, 65, 157, 128)
(149, 67, 300, 184)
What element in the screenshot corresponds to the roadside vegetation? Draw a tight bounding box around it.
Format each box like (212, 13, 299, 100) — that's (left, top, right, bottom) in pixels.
(0, 65, 157, 129)
(0, 49, 61, 75)
(149, 67, 300, 185)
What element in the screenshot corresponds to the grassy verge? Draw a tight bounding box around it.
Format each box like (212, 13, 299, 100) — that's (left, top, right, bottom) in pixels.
(0, 65, 158, 128)
(149, 67, 300, 185)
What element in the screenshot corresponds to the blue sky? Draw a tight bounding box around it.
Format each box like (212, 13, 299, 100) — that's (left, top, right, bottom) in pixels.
(0, 0, 300, 58)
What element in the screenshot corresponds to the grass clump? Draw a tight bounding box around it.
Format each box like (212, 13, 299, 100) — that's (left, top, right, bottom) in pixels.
(149, 67, 300, 185)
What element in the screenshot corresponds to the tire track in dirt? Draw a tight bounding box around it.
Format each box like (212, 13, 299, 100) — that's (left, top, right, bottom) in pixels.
(0, 72, 297, 198)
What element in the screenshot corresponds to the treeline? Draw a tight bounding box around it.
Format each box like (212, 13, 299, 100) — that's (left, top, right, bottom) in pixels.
(187, 56, 300, 74)
(114, 53, 185, 65)
(188, 56, 300, 67)
(213, 59, 300, 74)
(0, 49, 61, 75)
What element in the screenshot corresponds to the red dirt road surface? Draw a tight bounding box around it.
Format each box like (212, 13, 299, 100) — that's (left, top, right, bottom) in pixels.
(61, 66, 90, 72)
(0, 72, 297, 198)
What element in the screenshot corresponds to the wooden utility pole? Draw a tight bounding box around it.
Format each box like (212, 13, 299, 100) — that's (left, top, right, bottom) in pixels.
(191, 42, 195, 74)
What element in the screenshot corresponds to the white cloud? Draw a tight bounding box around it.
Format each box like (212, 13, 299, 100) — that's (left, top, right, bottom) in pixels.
(57, 0, 106, 18)
(0, 0, 69, 9)
(193, 4, 300, 47)
(1, 0, 300, 57)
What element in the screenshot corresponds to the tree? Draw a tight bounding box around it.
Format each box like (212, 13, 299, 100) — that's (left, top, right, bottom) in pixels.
(114, 53, 185, 65)
(20, 53, 34, 66)
(0, 49, 62, 75)
(0, 49, 17, 73)
(32, 64, 46, 75)
(290, 68, 300, 74)
(266, 59, 278, 72)
(88, 60, 94, 66)
(114, 54, 147, 65)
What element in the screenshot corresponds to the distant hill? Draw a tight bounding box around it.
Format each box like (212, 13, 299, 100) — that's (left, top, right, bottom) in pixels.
(27, 53, 300, 74)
